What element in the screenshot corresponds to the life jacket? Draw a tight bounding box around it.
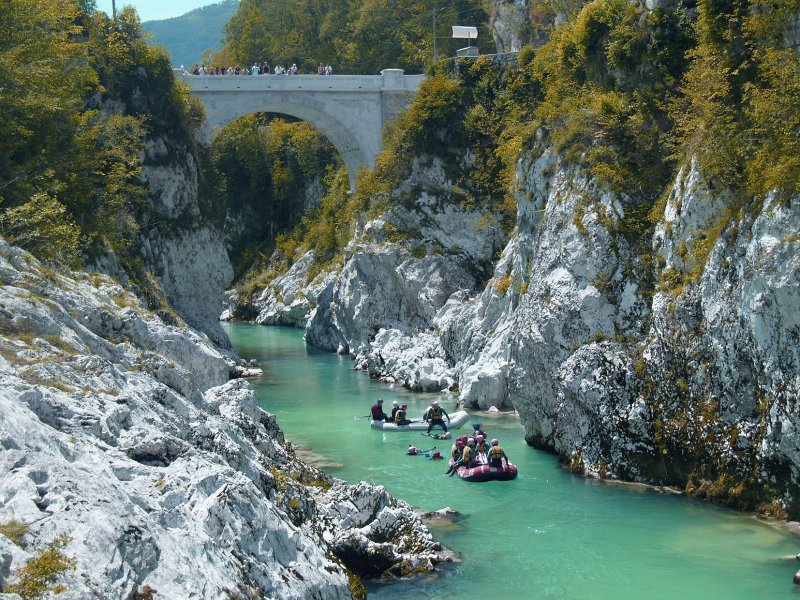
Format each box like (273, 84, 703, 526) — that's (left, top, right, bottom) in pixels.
(431, 406, 443, 420)
(462, 447, 474, 463)
(451, 444, 461, 460)
(395, 409, 406, 423)
(476, 442, 489, 454)
(490, 445, 504, 460)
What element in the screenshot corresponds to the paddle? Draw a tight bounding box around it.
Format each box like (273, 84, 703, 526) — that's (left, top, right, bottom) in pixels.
(353, 415, 372, 420)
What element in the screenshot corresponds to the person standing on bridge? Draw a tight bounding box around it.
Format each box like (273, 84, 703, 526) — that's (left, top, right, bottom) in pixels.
(318, 63, 325, 75)
(252, 63, 260, 75)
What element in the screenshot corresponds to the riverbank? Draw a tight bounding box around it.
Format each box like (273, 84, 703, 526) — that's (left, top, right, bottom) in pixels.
(0, 241, 449, 598)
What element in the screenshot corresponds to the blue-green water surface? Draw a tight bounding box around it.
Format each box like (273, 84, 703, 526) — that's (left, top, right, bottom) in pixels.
(224, 323, 799, 599)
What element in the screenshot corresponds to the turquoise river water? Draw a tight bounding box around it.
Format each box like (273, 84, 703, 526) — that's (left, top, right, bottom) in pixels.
(224, 322, 799, 599)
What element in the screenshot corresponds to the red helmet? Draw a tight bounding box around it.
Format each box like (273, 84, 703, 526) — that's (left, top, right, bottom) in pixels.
(402, 403, 407, 409)
(433, 451, 441, 458)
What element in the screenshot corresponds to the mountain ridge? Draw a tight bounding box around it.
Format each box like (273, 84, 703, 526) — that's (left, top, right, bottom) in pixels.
(143, 0, 238, 67)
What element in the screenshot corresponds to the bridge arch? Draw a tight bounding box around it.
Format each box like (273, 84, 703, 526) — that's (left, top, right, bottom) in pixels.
(182, 70, 424, 190)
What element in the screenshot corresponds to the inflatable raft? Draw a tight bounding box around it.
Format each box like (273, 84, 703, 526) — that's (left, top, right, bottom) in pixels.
(450, 458, 518, 482)
(371, 410, 470, 431)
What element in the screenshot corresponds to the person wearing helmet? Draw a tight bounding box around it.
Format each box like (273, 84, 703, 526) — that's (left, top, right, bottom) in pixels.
(450, 438, 464, 460)
(445, 439, 466, 476)
(475, 434, 489, 461)
(394, 403, 411, 426)
(428, 450, 443, 461)
(472, 422, 487, 435)
(423, 400, 451, 435)
(489, 438, 509, 468)
(370, 398, 389, 422)
(461, 437, 477, 469)
(390, 400, 400, 422)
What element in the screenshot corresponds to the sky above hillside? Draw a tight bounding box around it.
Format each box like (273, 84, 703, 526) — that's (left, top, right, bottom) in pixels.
(95, 1, 210, 22)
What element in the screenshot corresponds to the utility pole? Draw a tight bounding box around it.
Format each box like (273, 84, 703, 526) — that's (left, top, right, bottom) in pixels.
(112, 0, 116, 19)
(433, 4, 438, 62)
(433, 4, 447, 63)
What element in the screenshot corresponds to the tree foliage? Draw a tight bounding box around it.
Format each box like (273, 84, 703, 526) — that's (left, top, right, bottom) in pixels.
(0, 195, 81, 266)
(528, 0, 695, 204)
(673, 0, 800, 198)
(223, 0, 489, 74)
(208, 114, 342, 277)
(0, 0, 205, 265)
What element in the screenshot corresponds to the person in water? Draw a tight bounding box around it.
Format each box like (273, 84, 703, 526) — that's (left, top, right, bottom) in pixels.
(489, 438, 509, 468)
(424, 400, 450, 434)
(394, 403, 411, 426)
(370, 398, 389, 421)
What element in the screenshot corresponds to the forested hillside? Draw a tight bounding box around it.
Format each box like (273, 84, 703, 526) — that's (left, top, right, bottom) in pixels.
(144, 0, 238, 67)
(222, 0, 491, 73)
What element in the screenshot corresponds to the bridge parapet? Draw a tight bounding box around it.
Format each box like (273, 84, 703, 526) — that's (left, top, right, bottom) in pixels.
(179, 70, 424, 93)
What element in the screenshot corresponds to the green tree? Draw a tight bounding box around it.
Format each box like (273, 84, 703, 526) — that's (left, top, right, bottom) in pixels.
(0, 1, 204, 265)
(673, 0, 800, 198)
(223, 0, 489, 74)
(0, 195, 81, 266)
(208, 114, 342, 276)
(0, 0, 96, 207)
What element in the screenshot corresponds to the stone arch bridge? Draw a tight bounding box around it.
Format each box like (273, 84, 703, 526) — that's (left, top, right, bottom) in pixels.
(180, 69, 425, 189)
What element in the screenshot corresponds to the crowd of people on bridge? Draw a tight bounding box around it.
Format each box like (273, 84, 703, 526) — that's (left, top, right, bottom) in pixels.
(185, 62, 333, 76)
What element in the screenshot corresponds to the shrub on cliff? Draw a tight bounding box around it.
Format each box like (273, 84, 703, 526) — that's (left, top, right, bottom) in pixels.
(527, 0, 694, 208)
(672, 0, 800, 200)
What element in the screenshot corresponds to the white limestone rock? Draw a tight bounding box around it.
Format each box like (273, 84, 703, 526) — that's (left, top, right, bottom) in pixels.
(366, 329, 455, 391)
(490, 0, 531, 52)
(305, 156, 505, 383)
(253, 251, 331, 328)
(0, 239, 450, 598)
(126, 138, 233, 349)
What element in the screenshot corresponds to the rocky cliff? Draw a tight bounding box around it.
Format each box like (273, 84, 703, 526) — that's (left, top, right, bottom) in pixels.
(0, 238, 449, 597)
(135, 137, 233, 350)
(242, 139, 799, 516)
